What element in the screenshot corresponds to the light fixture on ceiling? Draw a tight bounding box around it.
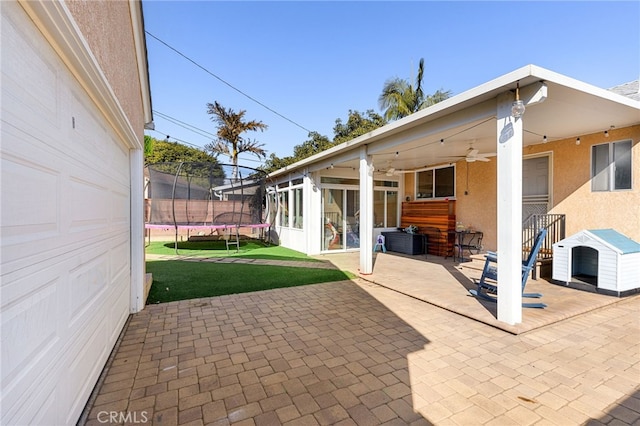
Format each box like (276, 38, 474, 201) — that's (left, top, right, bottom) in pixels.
(576, 137, 581, 145)
(440, 138, 444, 146)
(330, 163, 334, 169)
(511, 81, 525, 119)
(395, 151, 399, 158)
(605, 125, 614, 137)
(543, 135, 548, 143)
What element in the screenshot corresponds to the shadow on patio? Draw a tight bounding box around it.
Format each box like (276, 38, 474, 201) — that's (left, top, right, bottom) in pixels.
(316, 251, 628, 335)
(82, 280, 434, 425)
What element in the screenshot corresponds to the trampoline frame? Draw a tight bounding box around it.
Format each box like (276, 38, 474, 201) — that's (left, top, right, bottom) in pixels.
(144, 161, 272, 254)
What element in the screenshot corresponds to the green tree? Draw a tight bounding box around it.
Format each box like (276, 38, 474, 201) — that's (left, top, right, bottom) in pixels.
(261, 110, 386, 174)
(333, 110, 386, 144)
(144, 137, 218, 165)
(144, 134, 154, 158)
(378, 58, 452, 121)
(205, 101, 268, 178)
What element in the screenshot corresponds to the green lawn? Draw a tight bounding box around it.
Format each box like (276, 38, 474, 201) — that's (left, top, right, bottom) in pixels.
(146, 239, 321, 262)
(146, 260, 355, 304)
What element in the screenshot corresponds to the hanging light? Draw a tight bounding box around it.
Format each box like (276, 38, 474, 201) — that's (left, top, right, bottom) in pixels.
(511, 81, 526, 118)
(576, 137, 581, 145)
(440, 138, 445, 146)
(543, 135, 548, 143)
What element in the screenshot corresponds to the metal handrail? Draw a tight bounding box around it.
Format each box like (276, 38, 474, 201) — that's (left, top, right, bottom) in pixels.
(522, 214, 566, 261)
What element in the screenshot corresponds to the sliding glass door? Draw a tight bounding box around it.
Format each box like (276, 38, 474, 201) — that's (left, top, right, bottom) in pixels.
(322, 188, 360, 251)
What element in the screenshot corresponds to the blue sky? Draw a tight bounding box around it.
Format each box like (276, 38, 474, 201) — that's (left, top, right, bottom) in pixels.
(143, 1, 639, 165)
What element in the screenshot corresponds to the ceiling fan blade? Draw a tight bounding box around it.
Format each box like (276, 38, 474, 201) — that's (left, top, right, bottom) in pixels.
(467, 149, 479, 157)
(476, 157, 491, 162)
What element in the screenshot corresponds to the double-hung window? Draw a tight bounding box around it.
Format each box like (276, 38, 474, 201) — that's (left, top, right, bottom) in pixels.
(591, 140, 632, 191)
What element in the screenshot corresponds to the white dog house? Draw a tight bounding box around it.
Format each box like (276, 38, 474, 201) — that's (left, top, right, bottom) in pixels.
(552, 229, 640, 296)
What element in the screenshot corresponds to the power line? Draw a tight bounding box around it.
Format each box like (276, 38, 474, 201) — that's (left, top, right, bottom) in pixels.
(147, 129, 266, 165)
(153, 110, 217, 140)
(145, 31, 313, 134)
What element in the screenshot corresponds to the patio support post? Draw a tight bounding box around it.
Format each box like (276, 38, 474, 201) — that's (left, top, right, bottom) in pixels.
(496, 92, 524, 324)
(359, 146, 374, 274)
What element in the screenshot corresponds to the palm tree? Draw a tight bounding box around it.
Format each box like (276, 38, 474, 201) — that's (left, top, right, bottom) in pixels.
(205, 101, 268, 179)
(378, 58, 452, 121)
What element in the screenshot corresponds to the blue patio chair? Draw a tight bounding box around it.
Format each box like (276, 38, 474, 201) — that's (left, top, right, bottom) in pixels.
(469, 228, 548, 308)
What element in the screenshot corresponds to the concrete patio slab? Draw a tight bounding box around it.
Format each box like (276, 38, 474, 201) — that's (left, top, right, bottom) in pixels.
(318, 252, 629, 334)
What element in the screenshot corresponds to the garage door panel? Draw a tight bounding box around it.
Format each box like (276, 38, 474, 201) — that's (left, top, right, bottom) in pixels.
(64, 316, 111, 424)
(112, 187, 131, 224)
(0, 154, 60, 241)
(109, 284, 130, 342)
(1, 3, 134, 424)
(1, 10, 59, 124)
(111, 237, 131, 284)
(9, 371, 59, 426)
(69, 176, 111, 231)
(70, 91, 110, 160)
(1, 277, 60, 390)
(69, 251, 109, 327)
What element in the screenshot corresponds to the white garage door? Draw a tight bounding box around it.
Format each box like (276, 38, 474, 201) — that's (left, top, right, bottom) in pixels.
(1, 3, 132, 424)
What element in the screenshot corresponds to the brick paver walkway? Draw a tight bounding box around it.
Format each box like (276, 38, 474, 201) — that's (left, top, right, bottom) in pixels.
(82, 276, 640, 425)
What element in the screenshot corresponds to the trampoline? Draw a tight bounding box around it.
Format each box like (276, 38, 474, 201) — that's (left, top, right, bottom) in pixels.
(144, 162, 272, 253)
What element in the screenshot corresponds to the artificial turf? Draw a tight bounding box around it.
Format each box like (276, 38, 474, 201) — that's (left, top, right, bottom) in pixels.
(146, 260, 355, 304)
(145, 239, 321, 262)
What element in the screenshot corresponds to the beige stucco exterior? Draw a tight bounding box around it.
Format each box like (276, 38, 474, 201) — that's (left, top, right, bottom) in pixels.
(66, 0, 145, 139)
(412, 125, 640, 251)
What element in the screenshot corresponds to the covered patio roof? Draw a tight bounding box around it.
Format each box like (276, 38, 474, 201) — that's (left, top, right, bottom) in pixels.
(267, 64, 639, 326)
(269, 64, 640, 176)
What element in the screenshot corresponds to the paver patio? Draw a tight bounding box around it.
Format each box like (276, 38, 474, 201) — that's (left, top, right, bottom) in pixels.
(81, 253, 640, 425)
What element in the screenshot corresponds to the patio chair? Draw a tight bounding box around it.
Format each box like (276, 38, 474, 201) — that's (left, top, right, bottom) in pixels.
(469, 228, 547, 308)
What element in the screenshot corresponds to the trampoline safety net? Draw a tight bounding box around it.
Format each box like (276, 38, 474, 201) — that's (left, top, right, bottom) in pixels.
(144, 162, 270, 245)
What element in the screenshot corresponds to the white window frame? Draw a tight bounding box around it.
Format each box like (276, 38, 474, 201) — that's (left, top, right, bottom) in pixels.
(374, 186, 399, 228)
(591, 140, 633, 192)
(415, 164, 456, 200)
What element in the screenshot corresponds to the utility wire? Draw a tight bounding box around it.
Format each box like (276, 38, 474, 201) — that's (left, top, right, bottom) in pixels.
(153, 110, 217, 140)
(148, 129, 266, 165)
(146, 31, 313, 134)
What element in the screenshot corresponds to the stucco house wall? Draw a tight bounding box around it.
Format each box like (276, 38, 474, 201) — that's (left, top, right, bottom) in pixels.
(542, 125, 639, 242)
(444, 125, 639, 251)
(66, 0, 145, 135)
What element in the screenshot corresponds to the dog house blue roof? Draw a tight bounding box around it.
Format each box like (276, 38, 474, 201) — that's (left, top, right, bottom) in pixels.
(589, 229, 640, 254)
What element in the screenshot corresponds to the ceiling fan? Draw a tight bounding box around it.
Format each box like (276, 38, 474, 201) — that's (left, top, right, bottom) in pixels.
(447, 144, 496, 163)
(463, 147, 494, 162)
(377, 160, 398, 176)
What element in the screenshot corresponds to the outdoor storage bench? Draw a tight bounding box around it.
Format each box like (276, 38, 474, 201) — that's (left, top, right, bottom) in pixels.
(381, 231, 424, 255)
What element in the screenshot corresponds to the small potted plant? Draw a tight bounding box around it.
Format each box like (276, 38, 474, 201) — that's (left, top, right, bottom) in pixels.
(404, 225, 419, 234)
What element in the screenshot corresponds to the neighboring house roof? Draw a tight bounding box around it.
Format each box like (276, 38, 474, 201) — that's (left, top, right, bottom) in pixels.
(609, 80, 640, 101)
(589, 229, 640, 254)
